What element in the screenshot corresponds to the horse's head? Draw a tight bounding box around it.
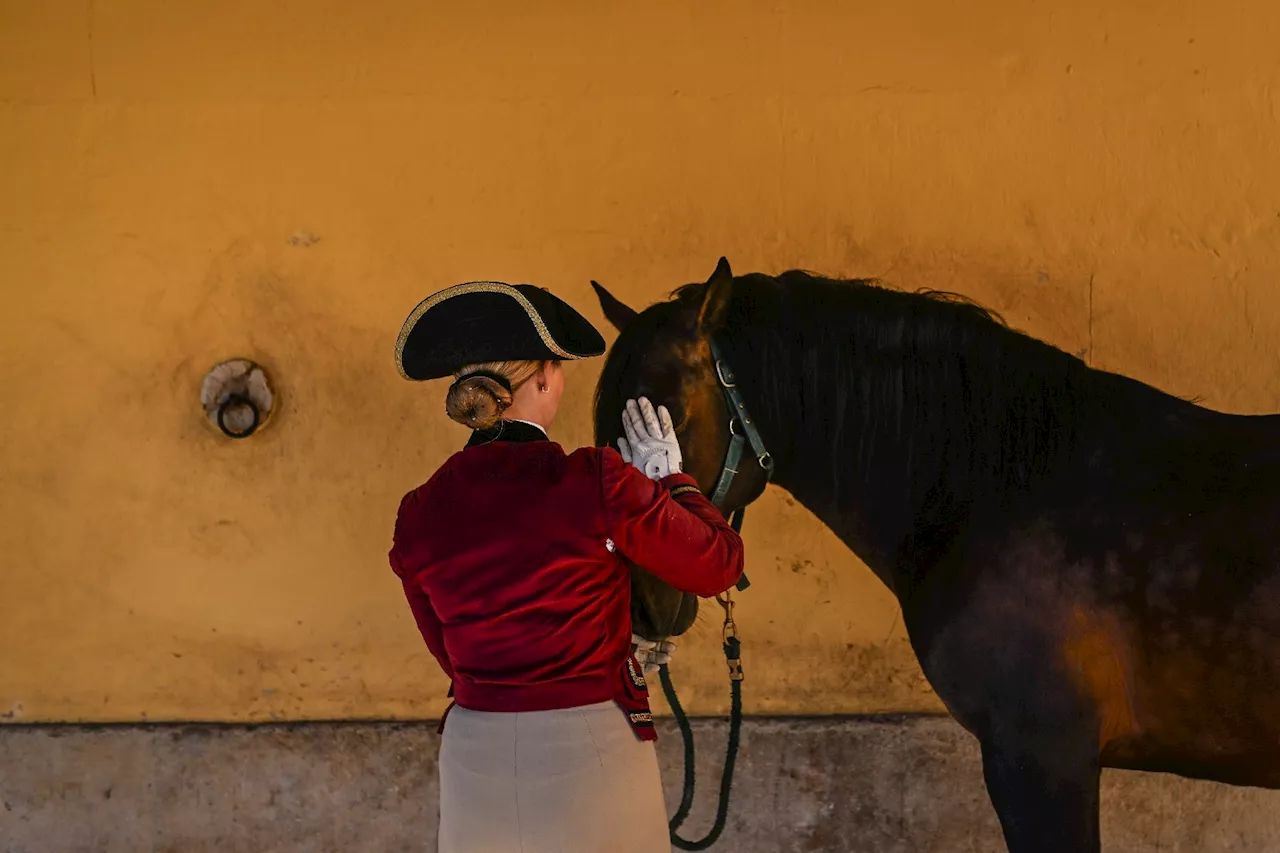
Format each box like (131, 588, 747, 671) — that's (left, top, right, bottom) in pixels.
(592, 257, 772, 641)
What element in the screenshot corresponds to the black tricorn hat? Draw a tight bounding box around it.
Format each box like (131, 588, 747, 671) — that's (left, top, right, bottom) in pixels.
(395, 281, 607, 381)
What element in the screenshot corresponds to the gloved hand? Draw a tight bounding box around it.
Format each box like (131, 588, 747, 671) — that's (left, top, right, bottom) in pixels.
(631, 633, 677, 675)
(617, 397, 683, 480)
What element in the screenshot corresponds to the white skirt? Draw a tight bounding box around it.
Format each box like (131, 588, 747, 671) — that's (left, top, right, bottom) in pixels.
(438, 700, 670, 853)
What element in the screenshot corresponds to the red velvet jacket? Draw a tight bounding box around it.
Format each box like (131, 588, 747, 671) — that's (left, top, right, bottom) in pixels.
(388, 420, 745, 740)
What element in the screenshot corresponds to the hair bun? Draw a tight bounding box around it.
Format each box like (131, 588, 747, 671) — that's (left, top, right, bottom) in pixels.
(445, 374, 513, 430)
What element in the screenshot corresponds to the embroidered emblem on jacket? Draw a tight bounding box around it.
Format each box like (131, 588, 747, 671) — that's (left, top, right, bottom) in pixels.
(605, 538, 616, 552)
(629, 711, 654, 724)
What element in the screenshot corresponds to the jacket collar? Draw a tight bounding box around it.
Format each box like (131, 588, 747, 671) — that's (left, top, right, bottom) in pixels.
(466, 419, 549, 448)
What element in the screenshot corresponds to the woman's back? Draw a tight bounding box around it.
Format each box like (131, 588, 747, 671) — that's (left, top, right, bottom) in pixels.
(393, 428, 631, 712)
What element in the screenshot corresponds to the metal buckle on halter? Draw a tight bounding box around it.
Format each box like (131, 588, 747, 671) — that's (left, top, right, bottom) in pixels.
(716, 593, 736, 640)
(757, 451, 774, 472)
(716, 593, 744, 682)
(715, 360, 736, 389)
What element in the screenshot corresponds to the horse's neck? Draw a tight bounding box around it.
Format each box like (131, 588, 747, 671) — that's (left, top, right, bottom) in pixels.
(749, 344, 1097, 597)
(767, 370, 1280, 599)
(764, 419, 948, 597)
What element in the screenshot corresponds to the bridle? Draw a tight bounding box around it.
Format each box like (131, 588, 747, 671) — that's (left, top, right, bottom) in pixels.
(660, 337, 772, 850)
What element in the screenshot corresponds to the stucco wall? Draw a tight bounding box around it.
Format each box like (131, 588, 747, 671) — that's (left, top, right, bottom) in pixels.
(4, 0, 1280, 724)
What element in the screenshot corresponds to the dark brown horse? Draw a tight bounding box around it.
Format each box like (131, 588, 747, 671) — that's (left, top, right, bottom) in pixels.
(592, 257, 1280, 853)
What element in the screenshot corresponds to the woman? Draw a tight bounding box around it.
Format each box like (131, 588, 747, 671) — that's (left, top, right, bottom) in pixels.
(389, 280, 745, 853)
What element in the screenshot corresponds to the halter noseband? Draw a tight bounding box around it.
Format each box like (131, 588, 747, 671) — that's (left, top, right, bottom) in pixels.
(706, 338, 773, 591)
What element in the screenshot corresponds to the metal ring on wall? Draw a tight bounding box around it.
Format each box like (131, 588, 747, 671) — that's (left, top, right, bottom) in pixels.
(216, 394, 261, 439)
(200, 359, 276, 439)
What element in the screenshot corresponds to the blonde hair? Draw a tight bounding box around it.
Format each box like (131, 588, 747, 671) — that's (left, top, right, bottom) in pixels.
(445, 360, 542, 430)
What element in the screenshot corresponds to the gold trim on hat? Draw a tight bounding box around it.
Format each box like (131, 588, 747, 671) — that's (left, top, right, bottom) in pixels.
(394, 281, 579, 380)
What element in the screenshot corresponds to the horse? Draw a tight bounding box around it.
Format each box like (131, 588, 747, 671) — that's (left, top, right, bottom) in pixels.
(591, 257, 1280, 853)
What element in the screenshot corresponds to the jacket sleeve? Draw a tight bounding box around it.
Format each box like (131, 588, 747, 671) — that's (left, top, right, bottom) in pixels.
(390, 491, 455, 682)
(599, 447, 745, 597)
(399, 576, 455, 682)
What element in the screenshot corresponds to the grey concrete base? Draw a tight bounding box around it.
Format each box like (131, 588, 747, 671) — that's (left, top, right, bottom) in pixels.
(2, 716, 1279, 852)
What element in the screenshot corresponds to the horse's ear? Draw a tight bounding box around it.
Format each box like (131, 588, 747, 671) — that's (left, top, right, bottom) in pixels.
(591, 281, 639, 331)
(696, 256, 733, 335)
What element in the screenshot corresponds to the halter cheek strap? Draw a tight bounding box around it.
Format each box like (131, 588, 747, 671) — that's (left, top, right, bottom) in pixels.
(707, 338, 774, 591)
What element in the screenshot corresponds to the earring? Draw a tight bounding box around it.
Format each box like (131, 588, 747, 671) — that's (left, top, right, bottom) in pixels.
(539, 384, 548, 393)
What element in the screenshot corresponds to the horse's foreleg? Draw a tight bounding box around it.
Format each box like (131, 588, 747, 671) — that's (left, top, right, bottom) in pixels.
(980, 735, 1101, 853)
(907, 563, 1110, 852)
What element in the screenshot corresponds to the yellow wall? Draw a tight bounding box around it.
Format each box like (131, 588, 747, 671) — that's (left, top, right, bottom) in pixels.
(4, 0, 1280, 723)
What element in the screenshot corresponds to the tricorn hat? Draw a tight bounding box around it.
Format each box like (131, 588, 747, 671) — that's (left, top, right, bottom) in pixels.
(395, 281, 607, 381)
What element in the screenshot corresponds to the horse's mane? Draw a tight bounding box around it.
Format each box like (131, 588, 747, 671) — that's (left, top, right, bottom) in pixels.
(723, 271, 1215, 518)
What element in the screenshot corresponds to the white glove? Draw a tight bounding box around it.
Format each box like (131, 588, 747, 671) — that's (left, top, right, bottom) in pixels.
(631, 633, 677, 675)
(617, 397, 683, 480)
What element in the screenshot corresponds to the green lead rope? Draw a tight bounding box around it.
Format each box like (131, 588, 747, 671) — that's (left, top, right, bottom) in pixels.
(659, 630, 744, 850)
